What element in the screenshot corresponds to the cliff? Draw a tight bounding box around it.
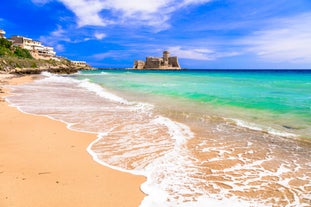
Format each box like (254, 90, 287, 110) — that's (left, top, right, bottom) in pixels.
(0, 56, 93, 74)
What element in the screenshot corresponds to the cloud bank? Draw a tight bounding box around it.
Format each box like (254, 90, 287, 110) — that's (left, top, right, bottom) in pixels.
(39, 25, 106, 52)
(241, 12, 311, 63)
(168, 46, 239, 60)
(32, 0, 212, 28)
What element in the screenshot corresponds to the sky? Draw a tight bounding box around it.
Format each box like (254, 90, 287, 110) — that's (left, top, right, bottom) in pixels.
(1, 0, 311, 69)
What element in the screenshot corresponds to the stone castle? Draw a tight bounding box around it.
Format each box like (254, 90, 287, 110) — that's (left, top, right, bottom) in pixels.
(133, 51, 181, 70)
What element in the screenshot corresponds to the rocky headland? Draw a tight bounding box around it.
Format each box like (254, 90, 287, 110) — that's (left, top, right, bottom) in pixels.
(0, 56, 93, 75)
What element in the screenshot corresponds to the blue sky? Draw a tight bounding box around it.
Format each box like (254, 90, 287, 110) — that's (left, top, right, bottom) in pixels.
(1, 0, 311, 69)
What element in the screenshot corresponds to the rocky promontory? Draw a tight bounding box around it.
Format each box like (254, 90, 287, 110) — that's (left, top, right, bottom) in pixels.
(0, 56, 93, 74)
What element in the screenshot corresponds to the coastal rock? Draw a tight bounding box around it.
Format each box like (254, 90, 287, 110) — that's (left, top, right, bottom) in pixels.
(0, 56, 93, 75)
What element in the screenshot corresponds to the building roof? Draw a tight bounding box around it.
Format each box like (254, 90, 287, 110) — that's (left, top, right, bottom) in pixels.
(13, 35, 34, 40)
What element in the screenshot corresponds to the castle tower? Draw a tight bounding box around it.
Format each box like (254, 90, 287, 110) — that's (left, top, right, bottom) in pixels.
(163, 50, 170, 62)
(163, 50, 170, 67)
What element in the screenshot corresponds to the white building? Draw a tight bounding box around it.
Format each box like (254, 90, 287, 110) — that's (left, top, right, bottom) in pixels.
(10, 35, 56, 59)
(71, 60, 88, 67)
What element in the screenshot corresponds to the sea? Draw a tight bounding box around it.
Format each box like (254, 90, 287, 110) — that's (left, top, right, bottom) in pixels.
(6, 69, 311, 207)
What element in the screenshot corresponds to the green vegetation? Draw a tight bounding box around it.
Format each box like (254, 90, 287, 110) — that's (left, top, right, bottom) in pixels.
(0, 38, 33, 59)
(0, 38, 13, 57)
(0, 38, 12, 49)
(14, 47, 33, 59)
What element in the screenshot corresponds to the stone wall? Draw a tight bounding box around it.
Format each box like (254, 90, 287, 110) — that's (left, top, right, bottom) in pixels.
(133, 60, 145, 69)
(145, 57, 162, 68)
(168, 56, 180, 68)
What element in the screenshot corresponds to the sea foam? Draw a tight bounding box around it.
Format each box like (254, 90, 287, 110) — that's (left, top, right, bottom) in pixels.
(225, 118, 298, 138)
(5, 72, 311, 207)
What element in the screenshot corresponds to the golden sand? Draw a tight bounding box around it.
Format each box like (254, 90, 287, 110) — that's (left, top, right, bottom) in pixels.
(0, 75, 145, 207)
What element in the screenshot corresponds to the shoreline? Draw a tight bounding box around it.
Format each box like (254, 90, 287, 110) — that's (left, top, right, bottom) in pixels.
(0, 74, 145, 207)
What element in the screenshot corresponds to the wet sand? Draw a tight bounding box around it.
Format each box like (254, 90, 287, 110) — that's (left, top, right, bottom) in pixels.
(0, 75, 145, 207)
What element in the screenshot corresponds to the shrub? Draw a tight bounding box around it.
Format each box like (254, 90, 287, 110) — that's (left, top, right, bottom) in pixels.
(31, 62, 37, 68)
(14, 47, 33, 59)
(0, 47, 12, 57)
(0, 38, 12, 49)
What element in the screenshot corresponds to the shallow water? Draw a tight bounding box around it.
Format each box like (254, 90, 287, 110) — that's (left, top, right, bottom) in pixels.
(6, 70, 311, 206)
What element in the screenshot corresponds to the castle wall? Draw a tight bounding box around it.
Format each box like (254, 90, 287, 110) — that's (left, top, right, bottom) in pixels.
(133, 60, 145, 69)
(168, 56, 180, 68)
(144, 57, 162, 69)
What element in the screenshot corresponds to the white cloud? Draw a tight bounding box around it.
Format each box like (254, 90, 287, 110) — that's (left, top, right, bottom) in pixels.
(240, 13, 311, 63)
(38, 25, 109, 53)
(103, 0, 173, 29)
(50, 26, 68, 39)
(32, 0, 212, 29)
(106, 0, 212, 29)
(58, 0, 109, 27)
(105, 0, 167, 14)
(39, 25, 70, 46)
(92, 52, 113, 60)
(168, 46, 214, 60)
(55, 44, 65, 52)
(94, 32, 106, 40)
(168, 46, 239, 60)
(31, 0, 52, 4)
(181, 0, 211, 6)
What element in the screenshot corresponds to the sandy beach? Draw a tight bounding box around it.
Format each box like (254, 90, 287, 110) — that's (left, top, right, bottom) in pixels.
(0, 75, 145, 207)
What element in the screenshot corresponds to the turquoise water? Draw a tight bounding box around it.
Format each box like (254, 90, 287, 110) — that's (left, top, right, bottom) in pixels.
(78, 69, 311, 139)
(7, 70, 311, 206)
